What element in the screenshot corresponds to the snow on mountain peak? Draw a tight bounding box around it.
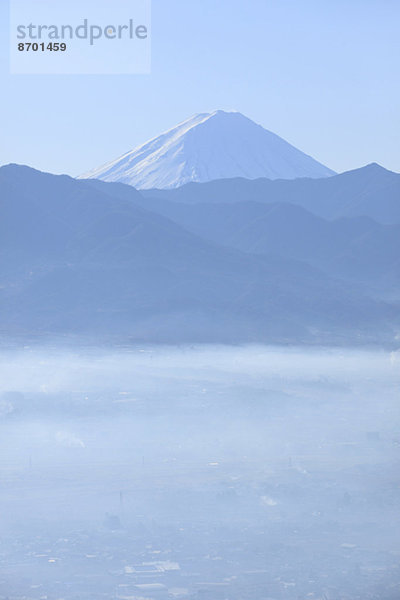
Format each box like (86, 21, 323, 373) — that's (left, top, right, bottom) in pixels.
(79, 110, 335, 189)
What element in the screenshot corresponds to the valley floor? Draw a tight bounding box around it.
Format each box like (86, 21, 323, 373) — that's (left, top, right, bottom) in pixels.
(0, 345, 399, 600)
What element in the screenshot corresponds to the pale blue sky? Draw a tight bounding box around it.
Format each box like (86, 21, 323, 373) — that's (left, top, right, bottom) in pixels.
(0, 0, 399, 176)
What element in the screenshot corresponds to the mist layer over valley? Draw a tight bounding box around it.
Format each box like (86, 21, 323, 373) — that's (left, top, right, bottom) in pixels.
(1, 344, 399, 600)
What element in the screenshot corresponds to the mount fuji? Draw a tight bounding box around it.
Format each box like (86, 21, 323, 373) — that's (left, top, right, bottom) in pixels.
(79, 110, 335, 189)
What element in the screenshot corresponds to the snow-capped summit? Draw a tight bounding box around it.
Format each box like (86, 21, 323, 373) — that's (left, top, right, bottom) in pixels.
(79, 110, 335, 189)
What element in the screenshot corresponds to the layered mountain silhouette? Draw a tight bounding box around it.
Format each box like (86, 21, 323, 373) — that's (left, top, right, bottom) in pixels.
(0, 163, 398, 344)
(141, 163, 400, 225)
(134, 196, 400, 296)
(123, 165, 399, 296)
(79, 110, 335, 189)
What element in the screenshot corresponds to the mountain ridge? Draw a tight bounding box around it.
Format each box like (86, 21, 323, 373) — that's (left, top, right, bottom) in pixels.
(0, 163, 395, 344)
(140, 163, 400, 225)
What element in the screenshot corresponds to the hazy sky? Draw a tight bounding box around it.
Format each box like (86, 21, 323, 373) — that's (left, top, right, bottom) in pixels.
(0, 0, 399, 176)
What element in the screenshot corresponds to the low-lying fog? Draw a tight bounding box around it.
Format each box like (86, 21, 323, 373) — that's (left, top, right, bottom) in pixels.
(1, 345, 399, 600)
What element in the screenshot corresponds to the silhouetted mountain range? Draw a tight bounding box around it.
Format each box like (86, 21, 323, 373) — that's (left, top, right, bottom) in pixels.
(131, 196, 400, 297)
(141, 163, 400, 225)
(0, 163, 398, 344)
